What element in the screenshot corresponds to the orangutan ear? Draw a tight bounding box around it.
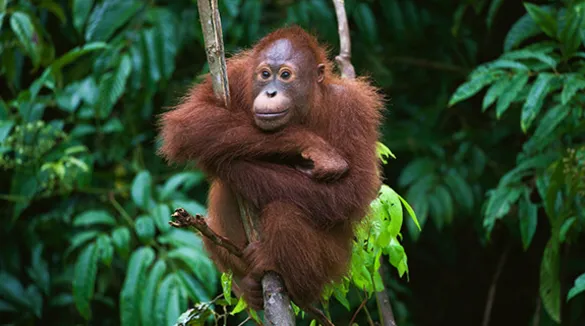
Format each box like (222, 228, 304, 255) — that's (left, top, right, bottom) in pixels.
(317, 64, 325, 83)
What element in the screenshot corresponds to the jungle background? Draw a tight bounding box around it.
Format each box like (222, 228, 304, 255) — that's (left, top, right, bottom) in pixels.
(1, 0, 585, 325)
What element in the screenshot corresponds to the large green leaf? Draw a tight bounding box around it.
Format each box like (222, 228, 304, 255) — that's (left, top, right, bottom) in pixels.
(120, 247, 155, 326)
(559, 7, 583, 57)
(540, 237, 561, 323)
(141, 260, 167, 326)
(448, 70, 501, 107)
(151, 203, 171, 233)
(94, 54, 132, 119)
(445, 169, 474, 212)
(524, 3, 557, 38)
(504, 13, 541, 51)
(72, 0, 95, 33)
(482, 77, 510, 111)
(167, 247, 217, 293)
(51, 42, 108, 72)
(0, 120, 14, 143)
(521, 73, 555, 132)
(159, 172, 205, 201)
(73, 242, 99, 319)
(154, 275, 181, 326)
(175, 270, 211, 303)
(495, 73, 529, 118)
(131, 170, 154, 210)
(561, 74, 585, 105)
(73, 210, 116, 227)
(518, 193, 538, 250)
(0, 272, 31, 309)
(501, 49, 557, 69)
(85, 0, 143, 41)
(398, 158, 435, 187)
(96, 234, 114, 267)
(111, 227, 131, 259)
(135, 215, 156, 244)
(10, 11, 41, 67)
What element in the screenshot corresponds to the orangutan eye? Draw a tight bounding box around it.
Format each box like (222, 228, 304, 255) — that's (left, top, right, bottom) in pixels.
(261, 70, 271, 79)
(280, 70, 291, 79)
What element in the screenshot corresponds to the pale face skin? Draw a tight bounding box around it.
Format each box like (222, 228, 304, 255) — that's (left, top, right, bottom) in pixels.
(252, 39, 325, 131)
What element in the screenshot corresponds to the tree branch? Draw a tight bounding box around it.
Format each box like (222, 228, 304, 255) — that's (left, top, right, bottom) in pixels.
(193, 1, 294, 325)
(169, 208, 243, 257)
(332, 0, 355, 79)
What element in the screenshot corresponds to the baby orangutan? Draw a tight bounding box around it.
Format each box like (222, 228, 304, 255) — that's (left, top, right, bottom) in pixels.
(158, 26, 384, 310)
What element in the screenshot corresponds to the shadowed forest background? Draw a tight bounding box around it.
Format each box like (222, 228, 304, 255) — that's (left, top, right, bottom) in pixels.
(1, 0, 584, 325)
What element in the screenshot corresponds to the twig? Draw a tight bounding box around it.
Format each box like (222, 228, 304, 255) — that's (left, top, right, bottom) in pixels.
(169, 208, 243, 257)
(481, 246, 510, 326)
(332, 0, 355, 79)
(305, 305, 335, 326)
(237, 316, 252, 326)
(376, 258, 397, 326)
(348, 295, 368, 326)
(194, 1, 294, 324)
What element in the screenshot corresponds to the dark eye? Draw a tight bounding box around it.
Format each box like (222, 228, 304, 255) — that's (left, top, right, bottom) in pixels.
(261, 70, 271, 79)
(280, 70, 291, 79)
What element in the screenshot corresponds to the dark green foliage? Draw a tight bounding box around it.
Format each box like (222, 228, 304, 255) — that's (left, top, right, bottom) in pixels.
(1, 0, 585, 325)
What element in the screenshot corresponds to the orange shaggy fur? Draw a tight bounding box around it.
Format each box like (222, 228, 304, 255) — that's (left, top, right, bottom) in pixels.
(158, 26, 384, 309)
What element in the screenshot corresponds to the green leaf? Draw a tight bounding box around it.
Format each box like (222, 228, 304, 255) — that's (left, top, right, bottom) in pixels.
(524, 3, 557, 38)
(73, 242, 99, 319)
(141, 260, 167, 326)
(0, 120, 14, 143)
(559, 8, 583, 57)
(444, 169, 474, 212)
(73, 210, 116, 227)
(176, 270, 211, 303)
(486, 0, 503, 29)
(151, 204, 171, 233)
(482, 59, 530, 71)
(398, 158, 435, 187)
(96, 235, 113, 266)
(0, 272, 30, 309)
(381, 186, 403, 237)
(167, 247, 217, 293)
(95, 54, 132, 119)
(484, 187, 524, 232)
(561, 74, 585, 105)
(504, 13, 541, 51)
(559, 216, 576, 243)
(154, 275, 181, 326)
(131, 170, 154, 210)
(221, 272, 233, 305)
(540, 237, 561, 323)
(353, 3, 378, 44)
(501, 49, 557, 69)
(111, 227, 131, 259)
(427, 192, 444, 230)
(448, 71, 501, 107)
(567, 273, 585, 301)
(518, 193, 538, 250)
(482, 77, 510, 111)
(51, 42, 108, 71)
(120, 247, 155, 326)
(495, 73, 529, 118)
(387, 238, 408, 277)
(521, 73, 555, 132)
(85, 0, 142, 41)
(231, 296, 248, 315)
(10, 11, 41, 67)
(159, 172, 205, 201)
(135, 215, 156, 243)
(397, 193, 421, 231)
(73, 0, 95, 33)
